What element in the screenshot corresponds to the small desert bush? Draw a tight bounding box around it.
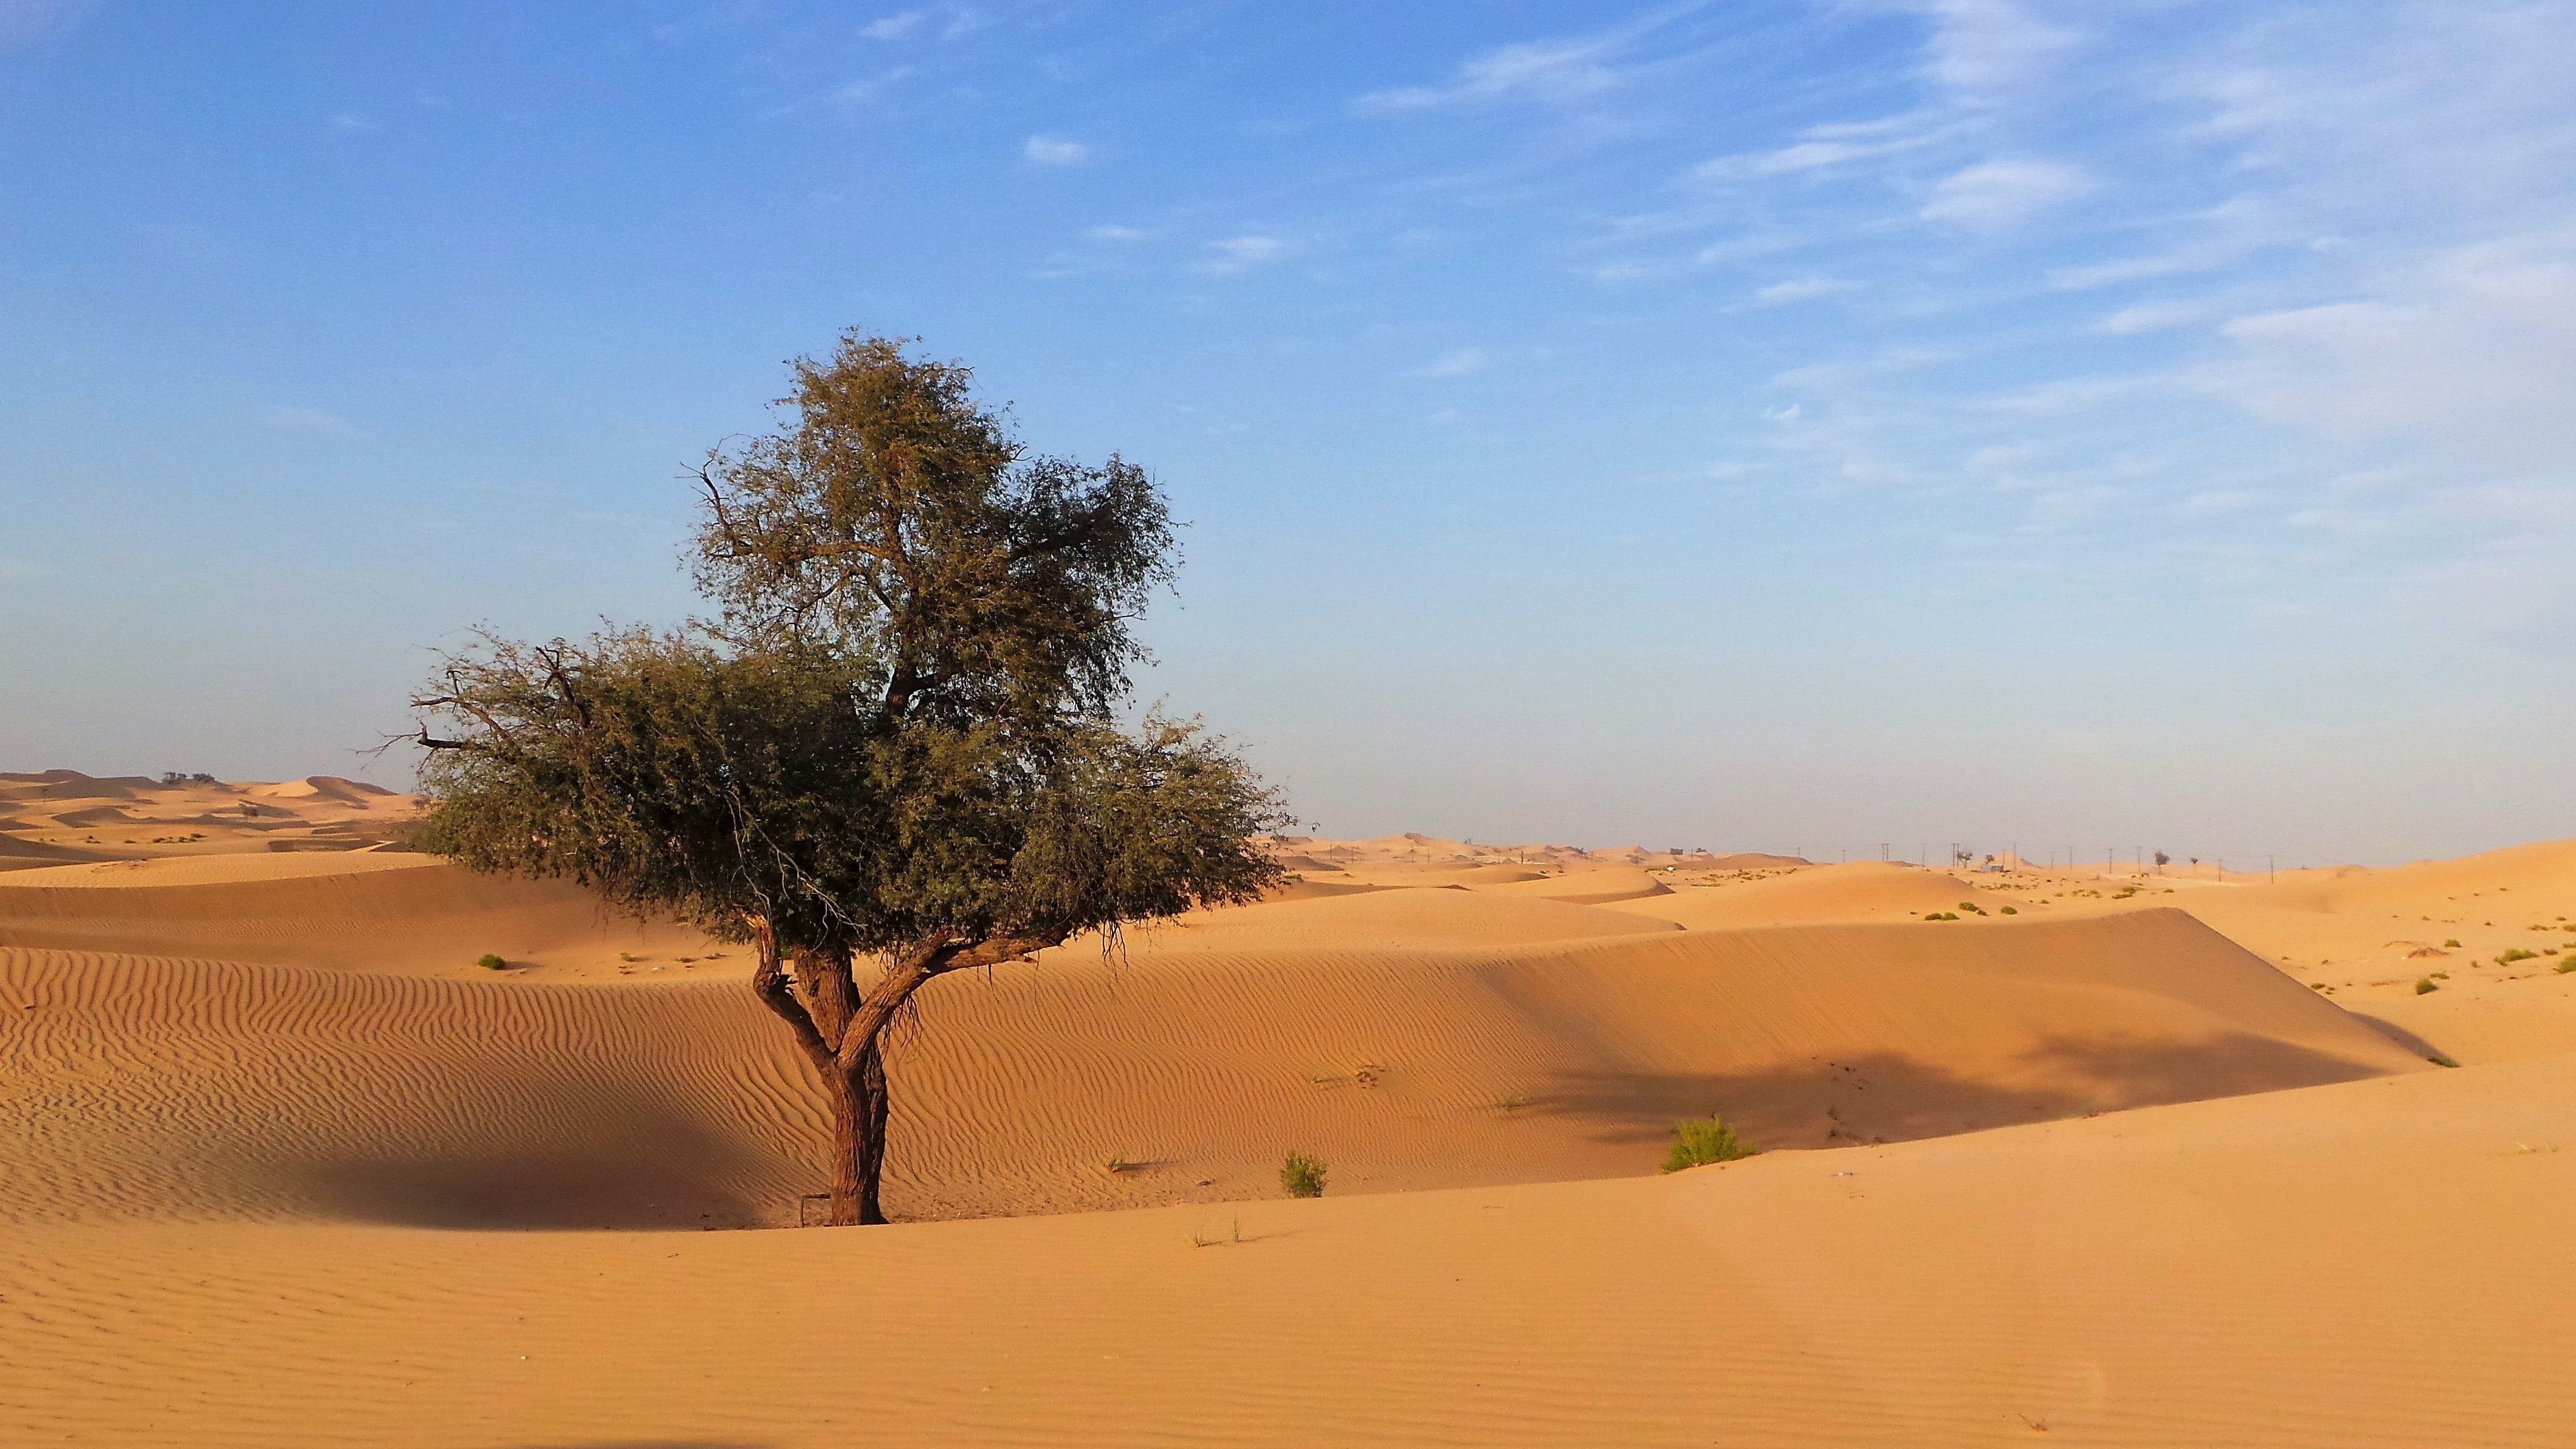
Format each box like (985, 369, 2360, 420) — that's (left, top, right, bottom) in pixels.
(1999, 905, 2017, 915)
(1661, 1114, 1758, 1173)
(2414, 977, 2437, 995)
(2427, 1054, 2460, 1068)
(2498, 948, 2537, 965)
(2556, 959, 2576, 974)
(476, 953, 506, 970)
(1279, 1150, 1328, 1198)
(2445, 939, 2461, 948)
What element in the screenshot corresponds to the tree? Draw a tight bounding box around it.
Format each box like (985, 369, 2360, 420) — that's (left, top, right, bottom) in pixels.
(408, 332, 1287, 1225)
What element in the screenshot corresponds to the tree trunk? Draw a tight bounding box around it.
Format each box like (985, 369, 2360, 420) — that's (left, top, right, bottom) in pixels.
(822, 1020, 893, 1225)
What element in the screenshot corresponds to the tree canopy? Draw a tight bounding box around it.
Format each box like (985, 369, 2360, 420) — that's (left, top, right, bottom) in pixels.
(410, 330, 1286, 1224)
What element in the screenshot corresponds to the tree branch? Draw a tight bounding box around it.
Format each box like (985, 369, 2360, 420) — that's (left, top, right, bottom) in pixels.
(745, 915, 835, 1073)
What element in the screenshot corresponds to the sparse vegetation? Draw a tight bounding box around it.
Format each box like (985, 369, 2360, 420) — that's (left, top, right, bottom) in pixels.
(2445, 939, 2462, 948)
(476, 953, 506, 970)
(1999, 905, 2017, 915)
(2556, 959, 2576, 974)
(2498, 949, 2537, 965)
(1279, 1151, 1328, 1198)
(2427, 1054, 2460, 1068)
(1660, 1114, 1758, 1172)
(2415, 977, 2437, 995)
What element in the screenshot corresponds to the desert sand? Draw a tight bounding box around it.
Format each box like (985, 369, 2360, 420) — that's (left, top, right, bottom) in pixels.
(7, 782, 2575, 1445)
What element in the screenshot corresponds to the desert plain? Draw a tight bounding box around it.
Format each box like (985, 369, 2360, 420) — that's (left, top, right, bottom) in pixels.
(6, 768, 2575, 1446)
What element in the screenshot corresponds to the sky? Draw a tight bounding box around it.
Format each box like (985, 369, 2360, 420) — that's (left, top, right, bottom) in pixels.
(3, 0, 2573, 866)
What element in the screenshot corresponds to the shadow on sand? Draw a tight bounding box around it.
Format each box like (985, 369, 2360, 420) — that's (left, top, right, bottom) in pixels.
(1528, 1029, 2405, 1150)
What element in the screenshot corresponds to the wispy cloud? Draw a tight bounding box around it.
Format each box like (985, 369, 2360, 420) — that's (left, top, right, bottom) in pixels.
(1086, 223, 1148, 242)
(1022, 135, 1088, 166)
(1916, 0, 2083, 99)
(328, 112, 376, 134)
(864, 10, 926, 40)
(1919, 157, 2090, 229)
(1413, 347, 1495, 378)
(1754, 277, 1854, 306)
(1193, 234, 1291, 277)
(1355, 36, 1623, 113)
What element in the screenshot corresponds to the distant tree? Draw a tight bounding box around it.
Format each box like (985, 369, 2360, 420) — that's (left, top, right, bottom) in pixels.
(408, 332, 1286, 1225)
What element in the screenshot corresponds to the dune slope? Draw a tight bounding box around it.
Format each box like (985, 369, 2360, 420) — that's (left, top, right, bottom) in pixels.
(5, 1049, 2567, 1448)
(2, 907, 2421, 1230)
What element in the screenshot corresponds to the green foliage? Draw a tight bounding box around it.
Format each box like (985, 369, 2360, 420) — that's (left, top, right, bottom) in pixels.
(2556, 959, 2576, 974)
(1999, 905, 2018, 915)
(2445, 939, 2462, 948)
(1924, 911, 1959, 921)
(1660, 1114, 1758, 1172)
(2498, 948, 2537, 964)
(2415, 977, 2438, 994)
(475, 953, 506, 970)
(2427, 1054, 2460, 1068)
(1279, 1150, 1328, 1198)
(410, 333, 1288, 961)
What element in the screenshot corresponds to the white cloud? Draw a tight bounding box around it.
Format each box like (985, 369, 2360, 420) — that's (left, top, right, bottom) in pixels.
(1917, 0, 2083, 98)
(1023, 135, 1088, 167)
(1919, 157, 2091, 229)
(1194, 235, 1291, 277)
(329, 112, 377, 134)
(1086, 224, 1148, 242)
(2099, 302, 2205, 335)
(1414, 348, 1495, 378)
(1755, 277, 1853, 306)
(1356, 36, 1621, 113)
(863, 10, 925, 40)
(2208, 242, 2576, 473)
(830, 68, 913, 106)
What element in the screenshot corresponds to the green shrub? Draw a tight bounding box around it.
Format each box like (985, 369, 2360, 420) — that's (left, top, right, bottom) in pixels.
(2556, 959, 2576, 974)
(1660, 1114, 1758, 1173)
(2445, 939, 2461, 948)
(1999, 905, 2017, 915)
(2414, 977, 2437, 995)
(2498, 949, 2537, 964)
(476, 953, 507, 970)
(1278, 1150, 1328, 1198)
(2427, 1054, 2460, 1068)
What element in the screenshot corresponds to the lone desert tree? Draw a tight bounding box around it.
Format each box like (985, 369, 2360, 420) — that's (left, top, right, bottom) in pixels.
(409, 332, 1286, 1225)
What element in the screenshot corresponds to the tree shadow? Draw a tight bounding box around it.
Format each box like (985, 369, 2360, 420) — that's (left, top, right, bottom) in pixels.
(1531, 1030, 2403, 1152)
(267, 1069, 785, 1232)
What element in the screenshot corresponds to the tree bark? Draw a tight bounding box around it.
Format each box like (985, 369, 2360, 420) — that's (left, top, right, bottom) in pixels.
(746, 917, 1062, 1228)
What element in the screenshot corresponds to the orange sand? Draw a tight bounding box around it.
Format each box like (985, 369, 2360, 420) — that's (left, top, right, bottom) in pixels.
(6, 778, 2575, 1445)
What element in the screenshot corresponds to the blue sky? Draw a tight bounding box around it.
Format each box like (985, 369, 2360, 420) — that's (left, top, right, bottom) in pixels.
(4, 0, 2573, 864)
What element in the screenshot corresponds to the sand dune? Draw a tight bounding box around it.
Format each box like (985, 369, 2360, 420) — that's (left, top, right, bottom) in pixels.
(0, 855, 726, 979)
(1, 903, 2422, 1233)
(1603, 859, 1986, 926)
(0, 768, 419, 862)
(6, 1044, 2566, 1447)
(9, 784, 2576, 1446)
